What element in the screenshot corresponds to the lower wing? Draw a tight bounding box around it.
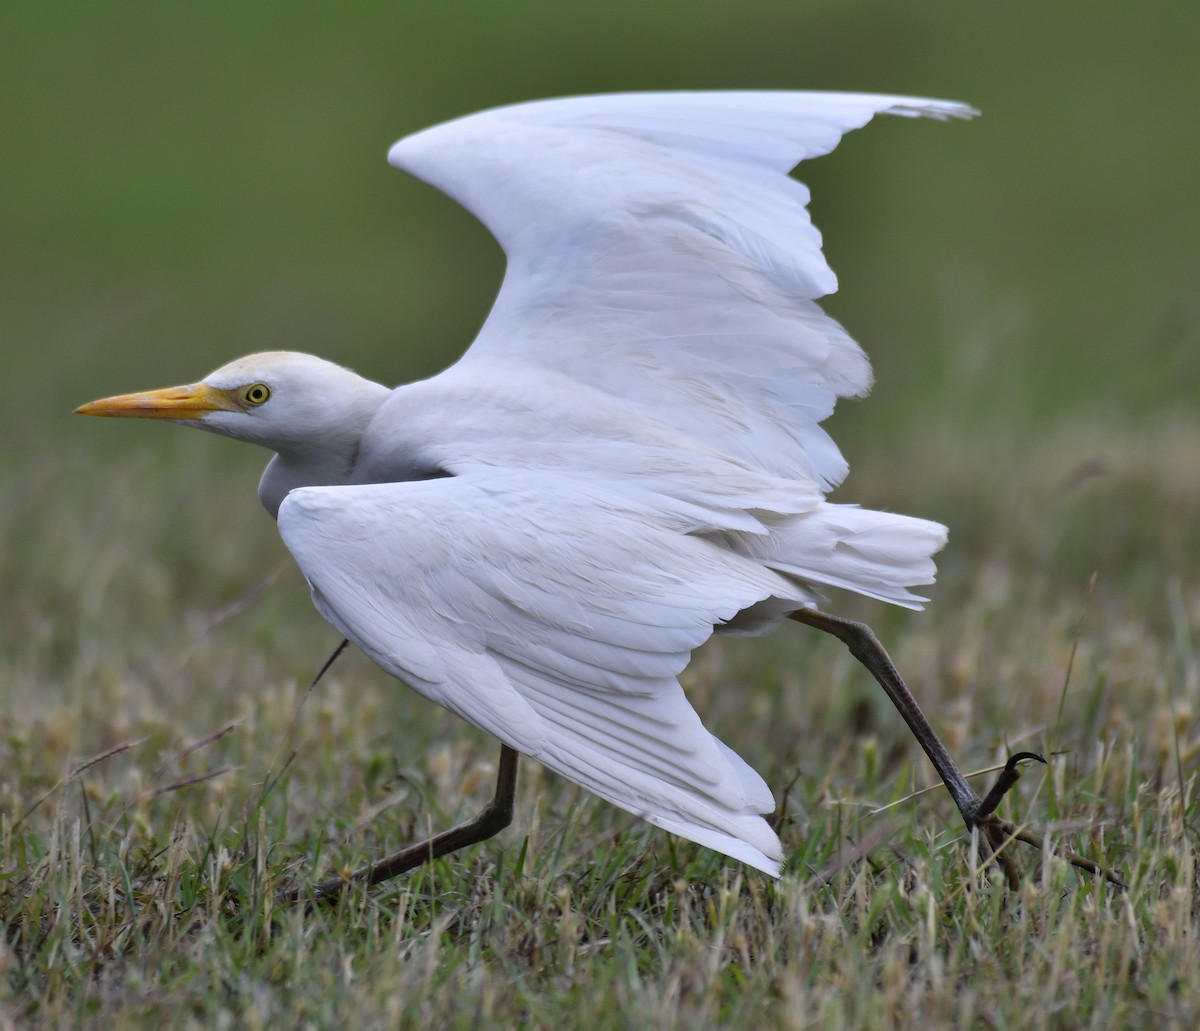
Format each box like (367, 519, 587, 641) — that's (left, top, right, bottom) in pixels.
(276, 470, 808, 874)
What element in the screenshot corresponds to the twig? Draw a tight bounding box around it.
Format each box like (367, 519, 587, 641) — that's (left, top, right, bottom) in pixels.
(11, 741, 135, 832)
(154, 722, 239, 776)
(804, 821, 897, 890)
(147, 768, 231, 799)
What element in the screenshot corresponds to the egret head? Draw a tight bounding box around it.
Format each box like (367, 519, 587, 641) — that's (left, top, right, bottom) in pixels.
(75, 351, 388, 453)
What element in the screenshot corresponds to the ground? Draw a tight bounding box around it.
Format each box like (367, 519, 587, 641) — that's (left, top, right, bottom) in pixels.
(3, 422, 1197, 1029)
(3, 3, 1198, 1025)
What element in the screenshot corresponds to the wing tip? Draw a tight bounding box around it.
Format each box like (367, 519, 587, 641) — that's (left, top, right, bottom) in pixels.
(387, 137, 412, 171)
(386, 91, 979, 169)
(882, 97, 980, 122)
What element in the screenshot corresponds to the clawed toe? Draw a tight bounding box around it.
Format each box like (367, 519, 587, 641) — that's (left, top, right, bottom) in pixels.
(959, 753, 1126, 891)
(976, 751, 1047, 820)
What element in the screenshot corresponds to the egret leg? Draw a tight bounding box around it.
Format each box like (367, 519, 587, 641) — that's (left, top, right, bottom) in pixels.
(293, 744, 520, 904)
(788, 608, 1037, 888)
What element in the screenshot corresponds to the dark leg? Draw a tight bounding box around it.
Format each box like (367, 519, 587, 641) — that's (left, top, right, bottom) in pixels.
(788, 609, 1097, 889)
(287, 744, 520, 905)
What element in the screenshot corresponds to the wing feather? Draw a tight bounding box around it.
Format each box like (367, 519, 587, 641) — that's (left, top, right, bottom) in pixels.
(277, 470, 805, 874)
(388, 91, 975, 488)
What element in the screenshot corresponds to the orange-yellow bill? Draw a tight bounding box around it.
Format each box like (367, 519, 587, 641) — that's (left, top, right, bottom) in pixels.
(75, 383, 238, 419)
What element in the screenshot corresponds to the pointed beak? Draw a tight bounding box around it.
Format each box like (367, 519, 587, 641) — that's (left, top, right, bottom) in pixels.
(75, 382, 238, 420)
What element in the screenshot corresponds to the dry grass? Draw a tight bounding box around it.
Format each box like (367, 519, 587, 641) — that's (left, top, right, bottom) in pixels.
(6, 2, 1199, 1026)
(2, 418, 1198, 1029)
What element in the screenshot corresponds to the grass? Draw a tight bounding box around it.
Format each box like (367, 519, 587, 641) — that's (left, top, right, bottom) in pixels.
(4, 3, 1199, 1024)
(3, 420, 1198, 1029)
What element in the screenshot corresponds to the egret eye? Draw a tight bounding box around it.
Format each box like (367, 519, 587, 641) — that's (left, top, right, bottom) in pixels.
(243, 383, 271, 406)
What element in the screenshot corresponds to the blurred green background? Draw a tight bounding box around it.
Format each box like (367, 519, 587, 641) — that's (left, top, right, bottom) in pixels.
(2, 1, 1198, 628)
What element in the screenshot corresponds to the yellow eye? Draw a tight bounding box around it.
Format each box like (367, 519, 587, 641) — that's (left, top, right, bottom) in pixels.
(243, 383, 271, 406)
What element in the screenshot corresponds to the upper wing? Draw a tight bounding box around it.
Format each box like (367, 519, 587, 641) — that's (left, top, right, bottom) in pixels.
(388, 91, 975, 489)
(277, 470, 814, 875)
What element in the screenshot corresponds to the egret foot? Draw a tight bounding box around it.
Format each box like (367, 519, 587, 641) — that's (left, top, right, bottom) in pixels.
(977, 751, 1047, 819)
(284, 744, 520, 906)
(788, 609, 1123, 889)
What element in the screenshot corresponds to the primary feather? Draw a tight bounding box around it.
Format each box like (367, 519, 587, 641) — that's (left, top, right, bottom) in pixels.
(79, 91, 971, 876)
(388, 91, 974, 488)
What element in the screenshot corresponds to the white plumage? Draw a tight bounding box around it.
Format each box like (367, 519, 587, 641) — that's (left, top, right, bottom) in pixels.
(78, 91, 973, 876)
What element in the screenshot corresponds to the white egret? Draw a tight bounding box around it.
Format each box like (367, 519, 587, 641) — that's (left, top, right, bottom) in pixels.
(78, 91, 1065, 895)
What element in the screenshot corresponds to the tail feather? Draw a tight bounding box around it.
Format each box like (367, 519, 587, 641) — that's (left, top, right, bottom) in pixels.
(709, 502, 948, 612)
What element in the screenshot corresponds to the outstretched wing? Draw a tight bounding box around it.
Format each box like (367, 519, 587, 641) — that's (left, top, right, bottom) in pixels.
(388, 91, 975, 488)
(277, 470, 813, 875)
